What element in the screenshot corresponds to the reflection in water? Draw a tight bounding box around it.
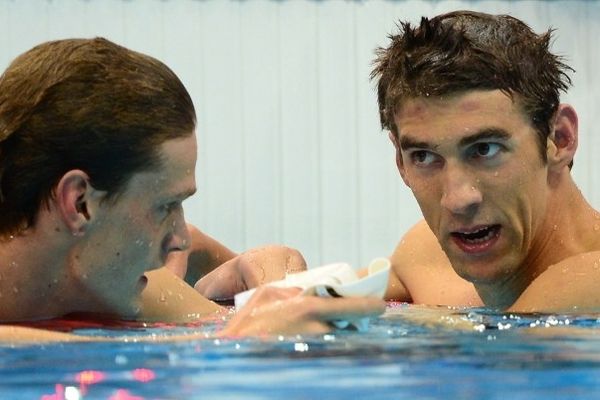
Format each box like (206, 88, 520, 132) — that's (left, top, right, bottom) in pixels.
(8, 304, 600, 399)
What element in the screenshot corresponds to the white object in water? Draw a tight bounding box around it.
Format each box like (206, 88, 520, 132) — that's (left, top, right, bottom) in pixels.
(234, 257, 391, 332)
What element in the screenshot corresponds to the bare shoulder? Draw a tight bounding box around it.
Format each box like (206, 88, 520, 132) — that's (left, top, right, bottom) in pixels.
(511, 251, 600, 313)
(390, 219, 453, 282)
(139, 267, 222, 322)
(389, 220, 481, 306)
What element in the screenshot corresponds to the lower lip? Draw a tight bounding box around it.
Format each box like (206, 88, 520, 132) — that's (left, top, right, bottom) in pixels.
(451, 228, 500, 255)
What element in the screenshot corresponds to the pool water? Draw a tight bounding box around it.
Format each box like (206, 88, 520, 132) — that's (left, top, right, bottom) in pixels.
(2, 303, 600, 399)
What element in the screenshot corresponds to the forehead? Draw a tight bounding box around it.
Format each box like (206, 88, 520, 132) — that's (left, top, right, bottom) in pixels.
(122, 132, 197, 199)
(395, 90, 530, 139)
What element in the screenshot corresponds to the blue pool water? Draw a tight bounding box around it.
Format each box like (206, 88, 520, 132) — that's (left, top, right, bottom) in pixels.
(2, 303, 600, 399)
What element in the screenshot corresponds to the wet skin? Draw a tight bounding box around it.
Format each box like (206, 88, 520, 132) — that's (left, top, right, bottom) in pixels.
(392, 90, 551, 304)
(72, 132, 197, 317)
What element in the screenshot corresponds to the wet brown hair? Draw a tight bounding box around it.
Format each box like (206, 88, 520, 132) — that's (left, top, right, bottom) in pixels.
(0, 38, 196, 238)
(371, 10, 573, 160)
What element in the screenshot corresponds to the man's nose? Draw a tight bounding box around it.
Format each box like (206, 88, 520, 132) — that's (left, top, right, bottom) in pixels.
(440, 163, 482, 216)
(166, 210, 191, 253)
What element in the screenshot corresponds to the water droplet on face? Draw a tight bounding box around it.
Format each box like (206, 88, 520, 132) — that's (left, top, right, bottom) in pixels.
(12, 287, 18, 294)
(552, 225, 558, 231)
(594, 224, 600, 232)
(493, 172, 499, 177)
(159, 292, 167, 302)
(172, 221, 177, 228)
(182, 239, 188, 247)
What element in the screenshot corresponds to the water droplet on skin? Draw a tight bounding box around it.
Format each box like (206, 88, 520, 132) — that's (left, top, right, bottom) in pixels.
(159, 292, 167, 302)
(552, 225, 558, 231)
(172, 221, 177, 228)
(12, 287, 18, 293)
(594, 224, 600, 232)
(182, 239, 188, 247)
(494, 172, 499, 177)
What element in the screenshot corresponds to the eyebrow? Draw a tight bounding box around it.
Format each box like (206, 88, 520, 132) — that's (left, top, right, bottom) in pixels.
(458, 128, 512, 147)
(399, 127, 512, 151)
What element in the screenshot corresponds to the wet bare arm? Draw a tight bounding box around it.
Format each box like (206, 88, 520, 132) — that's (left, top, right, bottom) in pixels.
(138, 267, 222, 322)
(194, 245, 307, 300)
(165, 224, 238, 286)
(0, 284, 385, 343)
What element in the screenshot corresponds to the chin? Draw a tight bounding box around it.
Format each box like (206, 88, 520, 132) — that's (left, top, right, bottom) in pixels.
(456, 264, 513, 285)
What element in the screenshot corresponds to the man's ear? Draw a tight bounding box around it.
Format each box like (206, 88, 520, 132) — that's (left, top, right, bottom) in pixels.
(55, 170, 98, 236)
(389, 131, 411, 187)
(546, 104, 578, 172)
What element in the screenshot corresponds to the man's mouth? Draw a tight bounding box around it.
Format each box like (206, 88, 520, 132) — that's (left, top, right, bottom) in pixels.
(450, 225, 501, 253)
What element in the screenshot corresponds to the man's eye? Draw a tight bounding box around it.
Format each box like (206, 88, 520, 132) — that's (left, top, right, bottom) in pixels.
(472, 143, 502, 158)
(410, 150, 437, 166)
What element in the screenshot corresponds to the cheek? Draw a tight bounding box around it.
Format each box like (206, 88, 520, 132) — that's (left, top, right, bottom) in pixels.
(408, 176, 443, 206)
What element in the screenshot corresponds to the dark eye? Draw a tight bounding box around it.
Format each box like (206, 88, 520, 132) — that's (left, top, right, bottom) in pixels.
(472, 143, 501, 159)
(410, 150, 437, 167)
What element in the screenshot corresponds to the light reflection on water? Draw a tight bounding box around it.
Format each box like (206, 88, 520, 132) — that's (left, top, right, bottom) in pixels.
(2, 303, 600, 399)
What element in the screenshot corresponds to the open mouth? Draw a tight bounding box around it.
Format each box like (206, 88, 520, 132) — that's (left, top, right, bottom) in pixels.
(450, 225, 501, 253)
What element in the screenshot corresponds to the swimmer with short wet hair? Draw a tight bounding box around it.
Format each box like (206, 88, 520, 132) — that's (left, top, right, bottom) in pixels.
(0, 37, 384, 341)
(368, 10, 600, 312)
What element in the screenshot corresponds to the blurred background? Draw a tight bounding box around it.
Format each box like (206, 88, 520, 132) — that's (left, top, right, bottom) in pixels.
(1, 0, 598, 267)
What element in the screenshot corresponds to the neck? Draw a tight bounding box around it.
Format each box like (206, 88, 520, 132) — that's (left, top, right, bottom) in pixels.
(0, 224, 81, 321)
(475, 171, 597, 309)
